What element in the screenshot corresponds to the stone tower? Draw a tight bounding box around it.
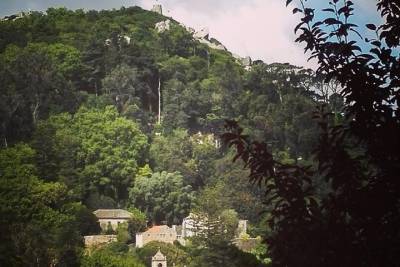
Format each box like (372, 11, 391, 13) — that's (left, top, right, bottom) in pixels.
(151, 4, 163, 15)
(152, 249, 167, 267)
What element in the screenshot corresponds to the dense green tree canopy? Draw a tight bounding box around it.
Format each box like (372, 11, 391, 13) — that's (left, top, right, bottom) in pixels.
(82, 242, 145, 267)
(0, 144, 85, 266)
(130, 170, 194, 224)
(32, 106, 148, 205)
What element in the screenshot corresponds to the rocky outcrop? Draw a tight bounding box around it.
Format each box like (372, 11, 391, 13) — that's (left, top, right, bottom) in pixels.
(155, 19, 171, 33)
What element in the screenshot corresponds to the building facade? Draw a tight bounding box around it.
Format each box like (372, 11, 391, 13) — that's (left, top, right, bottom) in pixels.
(136, 225, 177, 248)
(84, 235, 117, 248)
(151, 4, 163, 15)
(94, 209, 133, 231)
(152, 250, 167, 267)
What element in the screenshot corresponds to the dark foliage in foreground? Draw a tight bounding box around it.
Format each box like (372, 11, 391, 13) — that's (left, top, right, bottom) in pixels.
(223, 1, 400, 266)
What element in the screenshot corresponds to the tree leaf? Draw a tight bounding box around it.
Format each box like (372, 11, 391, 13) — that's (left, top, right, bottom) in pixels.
(293, 8, 302, 14)
(366, 24, 376, 30)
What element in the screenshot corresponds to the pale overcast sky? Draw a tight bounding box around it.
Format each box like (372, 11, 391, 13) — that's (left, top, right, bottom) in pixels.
(0, 0, 381, 69)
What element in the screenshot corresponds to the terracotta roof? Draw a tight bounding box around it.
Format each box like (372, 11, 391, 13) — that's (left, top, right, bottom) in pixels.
(143, 225, 176, 234)
(94, 209, 132, 219)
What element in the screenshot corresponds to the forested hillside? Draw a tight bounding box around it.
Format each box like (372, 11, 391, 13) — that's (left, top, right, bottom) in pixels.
(0, 5, 342, 266)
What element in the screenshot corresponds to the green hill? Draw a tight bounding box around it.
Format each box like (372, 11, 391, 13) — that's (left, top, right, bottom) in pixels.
(0, 5, 341, 267)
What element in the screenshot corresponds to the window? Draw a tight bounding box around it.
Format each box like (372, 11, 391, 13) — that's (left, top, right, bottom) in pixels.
(158, 263, 163, 267)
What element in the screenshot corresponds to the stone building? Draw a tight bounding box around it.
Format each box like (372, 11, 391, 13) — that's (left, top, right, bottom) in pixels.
(151, 4, 163, 15)
(152, 249, 167, 267)
(182, 213, 198, 238)
(136, 225, 177, 248)
(94, 209, 133, 231)
(236, 220, 248, 237)
(84, 235, 117, 248)
(194, 27, 210, 40)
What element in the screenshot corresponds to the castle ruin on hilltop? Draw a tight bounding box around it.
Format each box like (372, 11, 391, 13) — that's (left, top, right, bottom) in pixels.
(151, 4, 163, 15)
(151, 3, 252, 70)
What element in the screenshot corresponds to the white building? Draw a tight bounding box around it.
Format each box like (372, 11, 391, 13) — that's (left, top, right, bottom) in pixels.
(94, 209, 133, 231)
(182, 213, 199, 238)
(152, 249, 167, 267)
(136, 225, 177, 248)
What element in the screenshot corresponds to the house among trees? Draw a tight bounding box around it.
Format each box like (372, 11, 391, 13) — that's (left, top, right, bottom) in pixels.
(136, 225, 177, 248)
(94, 209, 133, 231)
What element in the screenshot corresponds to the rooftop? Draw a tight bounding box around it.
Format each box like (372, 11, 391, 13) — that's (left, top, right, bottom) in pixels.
(139, 225, 176, 235)
(152, 249, 166, 261)
(93, 209, 132, 219)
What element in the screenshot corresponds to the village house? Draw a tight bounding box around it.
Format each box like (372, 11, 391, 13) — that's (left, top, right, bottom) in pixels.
(94, 209, 133, 231)
(136, 225, 177, 248)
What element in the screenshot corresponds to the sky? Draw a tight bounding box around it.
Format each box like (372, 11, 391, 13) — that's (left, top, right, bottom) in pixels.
(0, 0, 382, 69)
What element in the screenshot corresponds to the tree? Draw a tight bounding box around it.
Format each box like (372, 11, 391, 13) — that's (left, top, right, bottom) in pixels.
(223, 1, 400, 266)
(158, 24, 194, 57)
(116, 222, 130, 243)
(190, 183, 239, 246)
(150, 129, 220, 189)
(0, 43, 78, 146)
(187, 242, 267, 267)
(129, 171, 194, 225)
(46, 43, 83, 80)
(81, 243, 145, 267)
(0, 144, 85, 266)
(211, 152, 265, 223)
(32, 106, 148, 205)
(137, 241, 189, 267)
(102, 63, 153, 115)
(127, 207, 147, 243)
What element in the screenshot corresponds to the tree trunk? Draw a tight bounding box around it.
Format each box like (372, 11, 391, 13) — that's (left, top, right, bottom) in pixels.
(32, 97, 40, 125)
(158, 76, 161, 124)
(1, 122, 7, 148)
(95, 81, 98, 97)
